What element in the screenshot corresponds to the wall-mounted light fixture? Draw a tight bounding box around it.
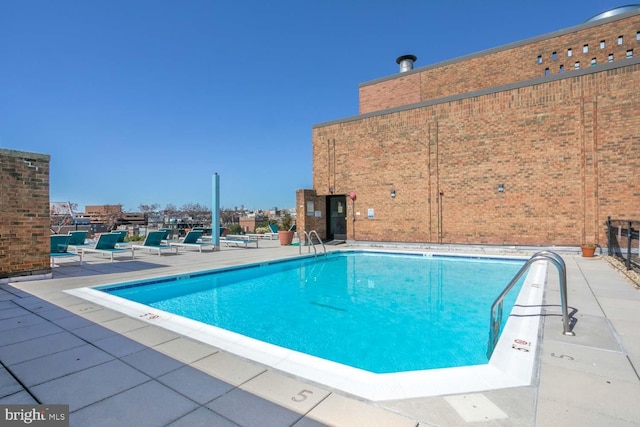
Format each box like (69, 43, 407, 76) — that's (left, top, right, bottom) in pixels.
(390, 189, 396, 198)
(329, 187, 334, 194)
(498, 183, 505, 192)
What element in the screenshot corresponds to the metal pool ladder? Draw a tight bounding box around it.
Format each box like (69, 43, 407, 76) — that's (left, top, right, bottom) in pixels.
(299, 230, 327, 257)
(487, 250, 574, 358)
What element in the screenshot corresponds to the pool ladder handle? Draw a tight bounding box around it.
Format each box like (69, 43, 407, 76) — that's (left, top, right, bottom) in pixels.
(299, 230, 327, 257)
(487, 250, 574, 358)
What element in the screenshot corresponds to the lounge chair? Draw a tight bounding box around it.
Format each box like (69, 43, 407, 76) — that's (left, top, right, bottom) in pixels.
(201, 227, 228, 243)
(67, 230, 90, 253)
(246, 224, 278, 240)
(82, 233, 134, 262)
(50, 235, 83, 266)
(169, 230, 213, 253)
(132, 231, 178, 256)
(158, 228, 174, 243)
(267, 223, 279, 238)
(111, 230, 128, 245)
(263, 223, 293, 239)
(220, 234, 259, 248)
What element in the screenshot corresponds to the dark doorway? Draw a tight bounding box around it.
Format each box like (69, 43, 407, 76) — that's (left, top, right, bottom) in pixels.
(327, 196, 347, 241)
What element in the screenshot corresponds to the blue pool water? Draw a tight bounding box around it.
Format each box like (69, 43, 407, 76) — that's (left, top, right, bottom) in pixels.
(99, 251, 525, 373)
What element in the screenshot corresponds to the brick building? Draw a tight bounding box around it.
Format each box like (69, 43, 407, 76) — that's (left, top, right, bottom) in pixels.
(296, 7, 640, 247)
(0, 149, 51, 281)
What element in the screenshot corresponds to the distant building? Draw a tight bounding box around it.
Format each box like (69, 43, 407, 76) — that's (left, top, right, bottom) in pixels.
(79, 205, 145, 227)
(238, 211, 268, 233)
(239, 217, 259, 233)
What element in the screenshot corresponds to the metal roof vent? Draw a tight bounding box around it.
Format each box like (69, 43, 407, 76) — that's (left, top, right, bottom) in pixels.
(396, 54, 417, 73)
(585, 4, 640, 22)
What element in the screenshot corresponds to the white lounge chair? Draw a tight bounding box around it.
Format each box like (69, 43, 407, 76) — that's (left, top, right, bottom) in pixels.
(220, 234, 259, 248)
(132, 231, 178, 256)
(169, 230, 213, 253)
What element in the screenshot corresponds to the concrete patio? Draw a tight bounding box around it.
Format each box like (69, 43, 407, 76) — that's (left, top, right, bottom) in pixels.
(1, 240, 639, 426)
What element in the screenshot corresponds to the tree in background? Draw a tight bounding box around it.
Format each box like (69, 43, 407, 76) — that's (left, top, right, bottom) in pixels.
(102, 204, 124, 231)
(49, 201, 79, 233)
(179, 202, 211, 230)
(138, 203, 160, 216)
(162, 203, 179, 224)
(138, 203, 161, 227)
(228, 224, 242, 234)
(279, 212, 293, 231)
(219, 208, 238, 225)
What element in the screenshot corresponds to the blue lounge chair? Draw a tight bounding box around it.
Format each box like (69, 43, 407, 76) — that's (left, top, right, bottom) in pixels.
(111, 229, 127, 242)
(169, 230, 213, 253)
(50, 235, 83, 266)
(158, 228, 174, 242)
(82, 233, 134, 262)
(67, 230, 90, 253)
(111, 229, 135, 248)
(265, 223, 281, 239)
(132, 231, 178, 256)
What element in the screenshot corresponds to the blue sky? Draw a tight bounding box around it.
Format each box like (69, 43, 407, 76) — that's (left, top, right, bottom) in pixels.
(1, 1, 624, 212)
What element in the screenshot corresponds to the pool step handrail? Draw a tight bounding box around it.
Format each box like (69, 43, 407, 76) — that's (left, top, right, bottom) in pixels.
(309, 231, 327, 256)
(487, 250, 574, 359)
(300, 231, 316, 256)
(299, 230, 327, 257)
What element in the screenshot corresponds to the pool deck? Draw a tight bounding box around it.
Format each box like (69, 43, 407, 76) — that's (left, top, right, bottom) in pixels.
(1, 240, 639, 426)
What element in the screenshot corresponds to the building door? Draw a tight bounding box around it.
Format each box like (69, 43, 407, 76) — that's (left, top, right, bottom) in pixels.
(327, 196, 347, 241)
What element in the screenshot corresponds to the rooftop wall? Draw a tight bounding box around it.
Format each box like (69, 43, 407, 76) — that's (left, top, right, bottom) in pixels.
(0, 149, 51, 280)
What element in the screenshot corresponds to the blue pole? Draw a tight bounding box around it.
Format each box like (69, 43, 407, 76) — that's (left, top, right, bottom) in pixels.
(212, 173, 220, 250)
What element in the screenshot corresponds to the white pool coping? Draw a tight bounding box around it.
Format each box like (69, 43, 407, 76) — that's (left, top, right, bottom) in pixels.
(65, 252, 546, 401)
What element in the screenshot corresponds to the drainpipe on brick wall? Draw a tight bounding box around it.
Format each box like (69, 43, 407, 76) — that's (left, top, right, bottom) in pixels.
(438, 191, 444, 243)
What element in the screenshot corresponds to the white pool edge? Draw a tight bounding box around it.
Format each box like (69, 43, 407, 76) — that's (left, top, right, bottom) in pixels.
(65, 253, 546, 401)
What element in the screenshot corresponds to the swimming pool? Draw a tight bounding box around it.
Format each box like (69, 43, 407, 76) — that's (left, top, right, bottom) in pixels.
(68, 249, 547, 400)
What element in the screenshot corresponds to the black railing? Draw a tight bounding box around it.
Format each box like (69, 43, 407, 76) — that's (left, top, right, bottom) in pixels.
(606, 217, 640, 271)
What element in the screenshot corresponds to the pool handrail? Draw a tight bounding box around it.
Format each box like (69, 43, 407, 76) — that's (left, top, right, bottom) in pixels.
(299, 230, 326, 257)
(487, 250, 574, 358)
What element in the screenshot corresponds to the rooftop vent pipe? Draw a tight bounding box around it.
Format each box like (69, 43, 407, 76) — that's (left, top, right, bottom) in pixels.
(396, 54, 417, 73)
(585, 4, 640, 22)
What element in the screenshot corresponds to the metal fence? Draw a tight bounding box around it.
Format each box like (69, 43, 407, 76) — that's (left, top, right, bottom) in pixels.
(606, 217, 640, 271)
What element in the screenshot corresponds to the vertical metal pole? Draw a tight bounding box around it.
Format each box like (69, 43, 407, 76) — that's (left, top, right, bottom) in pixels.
(627, 221, 633, 270)
(607, 216, 611, 256)
(212, 173, 220, 251)
(555, 256, 573, 336)
(438, 191, 444, 243)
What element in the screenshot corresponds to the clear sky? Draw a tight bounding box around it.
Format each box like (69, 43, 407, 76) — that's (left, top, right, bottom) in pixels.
(1, 0, 625, 212)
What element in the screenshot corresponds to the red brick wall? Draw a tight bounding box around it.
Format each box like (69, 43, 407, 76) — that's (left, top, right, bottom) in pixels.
(312, 63, 640, 246)
(359, 72, 421, 114)
(0, 149, 51, 279)
(360, 13, 640, 114)
(296, 189, 327, 240)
